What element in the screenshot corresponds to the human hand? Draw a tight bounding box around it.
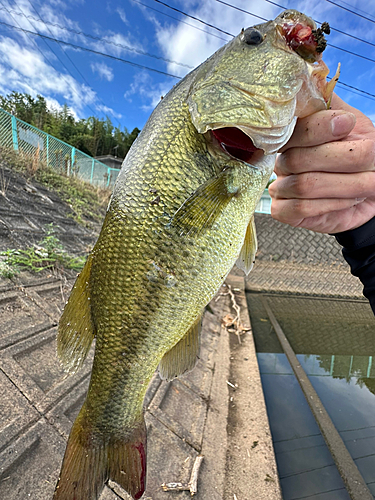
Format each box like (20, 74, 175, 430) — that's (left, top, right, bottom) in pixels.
(269, 94, 375, 233)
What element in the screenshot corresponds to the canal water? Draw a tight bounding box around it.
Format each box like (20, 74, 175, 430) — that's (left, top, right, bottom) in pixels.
(247, 293, 375, 500)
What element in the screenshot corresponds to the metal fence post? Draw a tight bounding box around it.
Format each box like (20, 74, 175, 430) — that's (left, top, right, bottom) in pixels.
(71, 147, 76, 177)
(367, 356, 373, 378)
(11, 115, 18, 151)
(90, 158, 94, 183)
(46, 134, 49, 165)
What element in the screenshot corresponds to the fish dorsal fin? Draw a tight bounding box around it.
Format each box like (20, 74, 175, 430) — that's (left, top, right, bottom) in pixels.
(158, 314, 202, 380)
(236, 216, 257, 275)
(172, 169, 237, 237)
(57, 253, 96, 373)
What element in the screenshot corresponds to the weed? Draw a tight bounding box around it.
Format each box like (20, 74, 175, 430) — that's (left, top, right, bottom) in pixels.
(30, 145, 41, 176)
(0, 251, 19, 278)
(0, 224, 86, 278)
(0, 167, 10, 197)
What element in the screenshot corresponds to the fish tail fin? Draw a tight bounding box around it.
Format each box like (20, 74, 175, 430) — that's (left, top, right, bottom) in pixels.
(54, 414, 147, 500)
(108, 419, 147, 500)
(53, 416, 107, 500)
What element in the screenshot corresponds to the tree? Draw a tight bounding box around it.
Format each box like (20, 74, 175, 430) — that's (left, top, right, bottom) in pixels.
(0, 91, 140, 159)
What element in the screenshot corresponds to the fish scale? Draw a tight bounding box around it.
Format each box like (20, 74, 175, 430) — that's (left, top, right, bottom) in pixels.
(54, 9, 339, 500)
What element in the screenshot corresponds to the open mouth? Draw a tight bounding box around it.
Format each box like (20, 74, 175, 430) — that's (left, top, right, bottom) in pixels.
(211, 127, 260, 163)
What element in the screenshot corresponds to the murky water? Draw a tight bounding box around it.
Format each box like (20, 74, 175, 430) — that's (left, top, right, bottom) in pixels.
(247, 293, 375, 500)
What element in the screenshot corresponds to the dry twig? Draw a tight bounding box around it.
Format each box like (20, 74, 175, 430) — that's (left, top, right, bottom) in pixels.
(216, 284, 251, 343)
(161, 455, 204, 496)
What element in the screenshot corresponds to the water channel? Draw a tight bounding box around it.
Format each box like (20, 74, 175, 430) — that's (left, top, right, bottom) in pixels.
(247, 293, 375, 500)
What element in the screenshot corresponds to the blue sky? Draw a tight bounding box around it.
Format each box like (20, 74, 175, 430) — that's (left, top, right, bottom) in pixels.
(0, 0, 374, 133)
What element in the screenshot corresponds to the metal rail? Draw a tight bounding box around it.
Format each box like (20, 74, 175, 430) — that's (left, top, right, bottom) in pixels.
(261, 296, 374, 500)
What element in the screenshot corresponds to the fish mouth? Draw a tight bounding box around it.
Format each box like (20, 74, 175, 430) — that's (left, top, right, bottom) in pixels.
(275, 11, 340, 105)
(277, 11, 330, 63)
(211, 127, 262, 163)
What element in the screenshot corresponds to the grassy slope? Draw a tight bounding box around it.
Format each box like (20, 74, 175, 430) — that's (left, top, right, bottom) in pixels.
(0, 148, 112, 277)
(0, 147, 111, 226)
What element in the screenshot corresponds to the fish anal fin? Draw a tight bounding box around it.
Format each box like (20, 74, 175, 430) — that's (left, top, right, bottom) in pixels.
(158, 314, 202, 380)
(57, 253, 96, 374)
(172, 169, 238, 237)
(54, 411, 147, 500)
(236, 216, 257, 275)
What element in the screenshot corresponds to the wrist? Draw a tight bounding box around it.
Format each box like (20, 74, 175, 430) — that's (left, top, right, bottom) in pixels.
(334, 216, 375, 250)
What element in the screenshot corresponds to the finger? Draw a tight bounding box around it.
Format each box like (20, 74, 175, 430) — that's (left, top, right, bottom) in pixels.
(272, 198, 375, 233)
(280, 109, 356, 151)
(271, 197, 364, 226)
(270, 171, 375, 200)
(275, 138, 375, 175)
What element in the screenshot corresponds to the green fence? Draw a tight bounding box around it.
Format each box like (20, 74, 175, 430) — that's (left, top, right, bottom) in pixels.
(0, 108, 121, 188)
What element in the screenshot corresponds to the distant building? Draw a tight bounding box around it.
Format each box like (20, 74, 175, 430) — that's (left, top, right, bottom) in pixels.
(256, 189, 272, 214)
(94, 155, 123, 170)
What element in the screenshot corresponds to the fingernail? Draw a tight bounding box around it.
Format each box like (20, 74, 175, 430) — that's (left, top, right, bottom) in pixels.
(331, 112, 356, 137)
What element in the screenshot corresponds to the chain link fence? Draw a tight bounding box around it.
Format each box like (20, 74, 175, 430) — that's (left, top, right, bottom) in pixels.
(0, 108, 120, 188)
(236, 213, 367, 299)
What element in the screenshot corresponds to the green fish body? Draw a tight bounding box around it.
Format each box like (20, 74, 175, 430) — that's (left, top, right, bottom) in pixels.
(54, 10, 337, 500)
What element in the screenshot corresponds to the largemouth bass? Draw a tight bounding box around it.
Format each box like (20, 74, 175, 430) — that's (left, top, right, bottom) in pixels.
(54, 10, 338, 500)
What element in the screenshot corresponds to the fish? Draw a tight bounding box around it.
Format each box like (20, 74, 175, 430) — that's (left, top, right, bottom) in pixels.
(53, 9, 339, 500)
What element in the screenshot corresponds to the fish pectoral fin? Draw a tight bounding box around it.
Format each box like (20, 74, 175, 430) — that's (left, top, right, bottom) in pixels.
(57, 253, 96, 374)
(54, 410, 147, 500)
(236, 215, 258, 275)
(158, 314, 202, 380)
(172, 168, 238, 237)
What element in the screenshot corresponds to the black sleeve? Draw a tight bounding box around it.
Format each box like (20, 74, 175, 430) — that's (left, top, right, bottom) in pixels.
(334, 216, 375, 314)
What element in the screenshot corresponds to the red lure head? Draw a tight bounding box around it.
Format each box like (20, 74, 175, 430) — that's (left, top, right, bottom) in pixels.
(278, 11, 330, 63)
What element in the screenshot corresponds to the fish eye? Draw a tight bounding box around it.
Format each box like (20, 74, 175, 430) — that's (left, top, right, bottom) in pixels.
(242, 28, 263, 45)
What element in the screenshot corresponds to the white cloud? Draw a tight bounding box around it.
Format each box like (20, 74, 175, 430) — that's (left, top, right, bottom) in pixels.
(0, 36, 96, 115)
(0, 0, 83, 44)
(44, 96, 64, 112)
(91, 62, 114, 81)
(44, 96, 80, 120)
(90, 31, 143, 58)
(124, 71, 173, 111)
(96, 104, 122, 119)
(116, 7, 129, 25)
(0, 1, 147, 122)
